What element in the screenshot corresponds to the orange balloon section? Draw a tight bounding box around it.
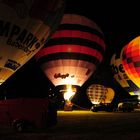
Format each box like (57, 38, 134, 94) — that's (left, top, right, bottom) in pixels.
(0, 0, 64, 85)
(121, 36, 140, 88)
(35, 14, 106, 87)
(104, 88, 115, 104)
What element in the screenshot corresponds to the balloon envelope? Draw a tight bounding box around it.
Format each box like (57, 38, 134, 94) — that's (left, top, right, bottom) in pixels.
(0, 0, 64, 85)
(36, 14, 106, 87)
(111, 52, 139, 96)
(86, 84, 107, 104)
(103, 88, 115, 104)
(121, 36, 140, 88)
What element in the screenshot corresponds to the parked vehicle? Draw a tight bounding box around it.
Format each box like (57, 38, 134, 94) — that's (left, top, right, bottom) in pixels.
(0, 98, 57, 132)
(90, 103, 114, 112)
(117, 102, 134, 112)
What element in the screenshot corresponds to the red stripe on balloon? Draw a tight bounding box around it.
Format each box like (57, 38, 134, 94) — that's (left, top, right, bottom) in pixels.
(51, 30, 106, 50)
(36, 45, 103, 62)
(61, 14, 102, 33)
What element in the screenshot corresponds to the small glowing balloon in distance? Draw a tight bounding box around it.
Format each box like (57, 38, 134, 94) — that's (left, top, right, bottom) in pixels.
(0, 0, 64, 85)
(103, 88, 115, 104)
(86, 84, 107, 105)
(121, 36, 140, 88)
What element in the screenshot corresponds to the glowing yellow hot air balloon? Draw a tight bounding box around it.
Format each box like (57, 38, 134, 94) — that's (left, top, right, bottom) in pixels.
(0, 0, 64, 85)
(103, 88, 115, 104)
(86, 84, 107, 105)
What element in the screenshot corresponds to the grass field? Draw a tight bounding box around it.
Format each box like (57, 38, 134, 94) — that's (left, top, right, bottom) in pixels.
(1, 110, 140, 140)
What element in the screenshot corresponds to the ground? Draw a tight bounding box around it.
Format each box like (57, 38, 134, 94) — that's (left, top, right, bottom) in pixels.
(0, 110, 140, 140)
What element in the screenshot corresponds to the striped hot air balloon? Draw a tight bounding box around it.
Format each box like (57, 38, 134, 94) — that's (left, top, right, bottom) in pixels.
(86, 84, 107, 105)
(111, 48, 140, 96)
(0, 0, 64, 85)
(121, 36, 140, 89)
(35, 14, 106, 88)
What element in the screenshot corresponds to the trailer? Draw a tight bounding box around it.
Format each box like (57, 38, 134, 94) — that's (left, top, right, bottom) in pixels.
(0, 98, 57, 132)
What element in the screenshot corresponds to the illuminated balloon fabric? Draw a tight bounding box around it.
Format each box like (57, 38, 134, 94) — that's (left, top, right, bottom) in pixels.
(121, 36, 140, 88)
(0, 0, 64, 85)
(35, 14, 106, 86)
(86, 84, 107, 104)
(103, 88, 115, 103)
(111, 53, 139, 95)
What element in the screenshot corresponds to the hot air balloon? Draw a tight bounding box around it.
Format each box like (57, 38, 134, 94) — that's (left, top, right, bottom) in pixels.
(35, 14, 106, 93)
(111, 48, 140, 96)
(86, 84, 115, 112)
(0, 0, 64, 85)
(121, 36, 140, 89)
(86, 84, 107, 105)
(103, 88, 115, 104)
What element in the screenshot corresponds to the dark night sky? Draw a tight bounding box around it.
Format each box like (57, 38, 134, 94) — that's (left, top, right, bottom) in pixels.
(0, 0, 140, 106)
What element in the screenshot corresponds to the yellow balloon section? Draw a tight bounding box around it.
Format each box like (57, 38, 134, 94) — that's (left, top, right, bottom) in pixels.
(121, 36, 140, 88)
(111, 52, 139, 96)
(104, 88, 115, 104)
(0, 0, 64, 85)
(86, 84, 114, 105)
